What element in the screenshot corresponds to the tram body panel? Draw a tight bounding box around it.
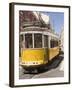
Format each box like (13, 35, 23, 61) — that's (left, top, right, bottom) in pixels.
(21, 48, 48, 67)
(20, 47, 59, 67)
(49, 47, 59, 61)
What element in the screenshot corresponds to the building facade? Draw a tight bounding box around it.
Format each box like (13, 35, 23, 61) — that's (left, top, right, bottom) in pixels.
(60, 26, 64, 52)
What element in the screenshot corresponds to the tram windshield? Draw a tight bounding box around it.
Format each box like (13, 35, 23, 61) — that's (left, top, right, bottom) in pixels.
(20, 33, 49, 49)
(34, 34, 42, 48)
(44, 35, 48, 48)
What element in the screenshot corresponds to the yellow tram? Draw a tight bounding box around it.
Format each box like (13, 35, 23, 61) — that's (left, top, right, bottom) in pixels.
(20, 26, 59, 71)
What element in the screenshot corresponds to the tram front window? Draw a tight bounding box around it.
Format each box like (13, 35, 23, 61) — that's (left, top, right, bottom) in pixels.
(34, 34, 42, 48)
(25, 34, 33, 48)
(44, 35, 48, 48)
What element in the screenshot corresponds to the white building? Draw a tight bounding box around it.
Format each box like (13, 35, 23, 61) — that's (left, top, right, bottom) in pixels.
(33, 12, 50, 24)
(60, 26, 64, 52)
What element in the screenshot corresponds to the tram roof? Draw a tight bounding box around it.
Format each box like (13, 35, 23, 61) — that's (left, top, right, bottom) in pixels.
(22, 26, 51, 32)
(20, 26, 59, 38)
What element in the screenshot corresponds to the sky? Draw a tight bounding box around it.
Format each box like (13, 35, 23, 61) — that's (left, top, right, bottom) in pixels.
(43, 12, 64, 34)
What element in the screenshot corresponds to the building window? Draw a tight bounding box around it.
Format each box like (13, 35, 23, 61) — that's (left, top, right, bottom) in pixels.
(44, 35, 48, 48)
(34, 34, 42, 48)
(25, 34, 33, 48)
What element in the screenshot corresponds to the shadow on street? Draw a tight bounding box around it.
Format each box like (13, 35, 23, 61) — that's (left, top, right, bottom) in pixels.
(46, 53, 64, 71)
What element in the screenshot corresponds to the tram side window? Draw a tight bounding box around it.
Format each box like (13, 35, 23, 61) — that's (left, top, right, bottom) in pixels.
(20, 35, 23, 42)
(19, 35, 24, 48)
(44, 35, 48, 48)
(25, 34, 33, 48)
(19, 35, 24, 56)
(50, 39, 58, 48)
(50, 39, 54, 48)
(55, 40, 58, 46)
(34, 34, 42, 48)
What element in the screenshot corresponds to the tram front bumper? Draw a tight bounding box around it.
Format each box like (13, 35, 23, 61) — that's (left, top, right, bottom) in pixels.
(20, 61, 48, 70)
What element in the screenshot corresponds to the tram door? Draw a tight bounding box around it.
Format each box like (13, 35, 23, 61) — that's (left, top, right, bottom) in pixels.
(44, 35, 49, 62)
